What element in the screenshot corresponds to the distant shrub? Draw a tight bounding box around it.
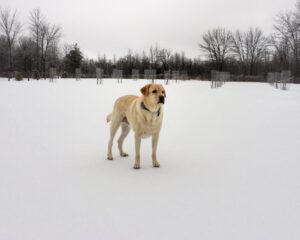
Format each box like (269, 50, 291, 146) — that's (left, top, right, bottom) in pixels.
(32, 70, 40, 80)
(15, 72, 23, 81)
(61, 72, 68, 78)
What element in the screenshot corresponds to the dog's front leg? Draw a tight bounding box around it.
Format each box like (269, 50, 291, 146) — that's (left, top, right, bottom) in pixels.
(152, 133, 160, 168)
(134, 133, 142, 169)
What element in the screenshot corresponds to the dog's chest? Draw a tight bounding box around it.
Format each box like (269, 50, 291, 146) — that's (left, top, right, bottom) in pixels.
(139, 115, 161, 138)
(144, 113, 159, 123)
(141, 124, 157, 138)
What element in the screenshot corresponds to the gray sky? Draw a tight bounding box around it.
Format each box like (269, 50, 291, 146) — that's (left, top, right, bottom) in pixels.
(1, 0, 297, 59)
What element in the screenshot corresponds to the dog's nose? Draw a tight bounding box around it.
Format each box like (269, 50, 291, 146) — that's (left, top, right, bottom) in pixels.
(159, 95, 165, 104)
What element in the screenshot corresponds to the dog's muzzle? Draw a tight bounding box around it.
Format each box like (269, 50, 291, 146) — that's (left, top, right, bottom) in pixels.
(159, 96, 165, 104)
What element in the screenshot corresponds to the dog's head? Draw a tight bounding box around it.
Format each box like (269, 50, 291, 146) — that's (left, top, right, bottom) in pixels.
(140, 83, 166, 106)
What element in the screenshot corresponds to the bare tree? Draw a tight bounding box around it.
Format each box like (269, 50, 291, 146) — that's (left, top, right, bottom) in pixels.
(274, 11, 299, 76)
(0, 7, 21, 75)
(295, 0, 300, 23)
(158, 48, 172, 71)
(16, 36, 35, 77)
(40, 23, 61, 78)
(231, 28, 268, 75)
(29, 8, 61, 78)
(124, 49, 134, 71)
(149, 44, 160, 69)
(199, 28, 232, 71)
(270, 33, 291, 70)
(63, 43, 73, 56)
(29, 8, 44, 75)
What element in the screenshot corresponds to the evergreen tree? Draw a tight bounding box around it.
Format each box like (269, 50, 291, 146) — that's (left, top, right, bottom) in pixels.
(63, 43, 83, 74)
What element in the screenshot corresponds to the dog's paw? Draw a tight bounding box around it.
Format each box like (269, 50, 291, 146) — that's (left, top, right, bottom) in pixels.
(153, 161, 160, 168)
(120, 153, 129, 157)
(107, 156, 113, 160)
(133, 163, 140, 169)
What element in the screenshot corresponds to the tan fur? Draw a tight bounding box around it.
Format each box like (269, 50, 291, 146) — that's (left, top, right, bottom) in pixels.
(106, 113, 112, 122)
(106, 83, 166, 169)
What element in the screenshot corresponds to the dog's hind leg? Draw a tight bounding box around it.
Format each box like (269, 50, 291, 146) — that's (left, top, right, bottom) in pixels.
(107, 115, 122, 160)
(118, 122, 131, 157)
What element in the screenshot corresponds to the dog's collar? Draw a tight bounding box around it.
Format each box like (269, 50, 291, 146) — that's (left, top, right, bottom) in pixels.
(141, 102, 161, 117)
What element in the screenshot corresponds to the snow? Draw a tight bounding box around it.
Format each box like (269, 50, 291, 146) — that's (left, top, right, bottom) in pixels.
(0, 78, 300, 240)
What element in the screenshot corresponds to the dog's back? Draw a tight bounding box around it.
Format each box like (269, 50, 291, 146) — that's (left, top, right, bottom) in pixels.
(106, 95, 138, 123)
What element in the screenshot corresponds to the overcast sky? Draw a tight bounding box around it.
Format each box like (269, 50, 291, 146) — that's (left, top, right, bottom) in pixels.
(1, 0, 297, 59)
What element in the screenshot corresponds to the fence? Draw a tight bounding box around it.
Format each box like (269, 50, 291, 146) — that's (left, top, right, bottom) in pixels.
(75, 68, 81, 80)
(144, 69, 156, 83)
(268, 70, 292, 90)
(49, 68, 57, 82)
(211, 70, 230, 88)
(5, 70, 298, 85)
(96, 68, 104, 84)
(112, 69, 123, 83)
(132, 69, 139, 80)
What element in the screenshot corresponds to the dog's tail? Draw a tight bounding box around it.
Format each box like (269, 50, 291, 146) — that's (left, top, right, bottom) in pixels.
(106, 113, 112, 123)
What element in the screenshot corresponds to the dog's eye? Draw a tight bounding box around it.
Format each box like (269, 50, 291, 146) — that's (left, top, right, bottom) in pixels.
(162, 91, 165, 94)
(152, 90, 157, 94)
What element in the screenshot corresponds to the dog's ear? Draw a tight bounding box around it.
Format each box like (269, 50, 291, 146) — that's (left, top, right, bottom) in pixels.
(140, 84, 151, 96)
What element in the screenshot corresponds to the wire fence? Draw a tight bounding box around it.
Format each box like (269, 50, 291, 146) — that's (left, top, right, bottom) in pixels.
(1, 69, 299, 84)
(268, 70, 292, 90)
(211, 70, 230, 88)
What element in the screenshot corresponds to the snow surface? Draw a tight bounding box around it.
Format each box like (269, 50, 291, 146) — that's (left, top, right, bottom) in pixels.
(0, 78, 300, 240)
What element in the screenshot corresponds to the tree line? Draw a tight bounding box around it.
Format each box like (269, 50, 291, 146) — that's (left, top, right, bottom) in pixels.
(0, 2, 299, 81)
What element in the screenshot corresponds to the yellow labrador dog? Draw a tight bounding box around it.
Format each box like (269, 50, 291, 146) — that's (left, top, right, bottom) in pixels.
(106, 83, 166, 169)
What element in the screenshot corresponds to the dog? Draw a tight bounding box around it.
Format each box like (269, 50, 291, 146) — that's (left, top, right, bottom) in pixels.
(106, 83, 166, 169)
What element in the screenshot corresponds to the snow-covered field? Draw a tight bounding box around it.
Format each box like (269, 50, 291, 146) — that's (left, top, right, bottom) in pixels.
(1, 78, 300, 240)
